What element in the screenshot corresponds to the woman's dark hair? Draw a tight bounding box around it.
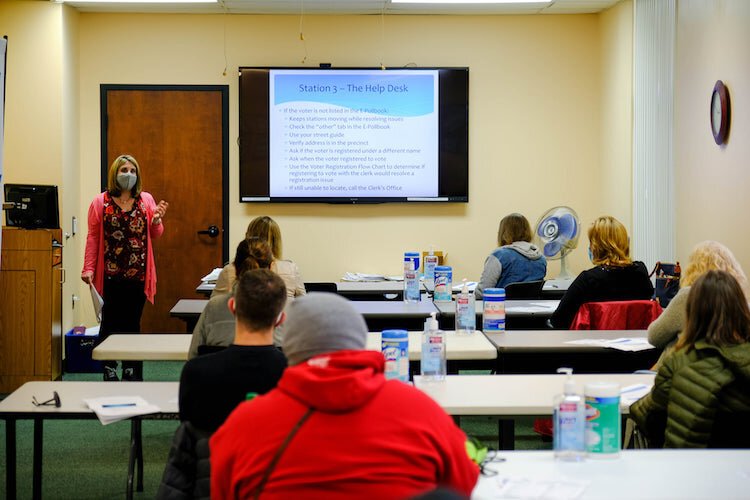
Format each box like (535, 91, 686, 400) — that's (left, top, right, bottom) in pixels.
(679, 270, 750, 351)
(233, 237, 274, 278)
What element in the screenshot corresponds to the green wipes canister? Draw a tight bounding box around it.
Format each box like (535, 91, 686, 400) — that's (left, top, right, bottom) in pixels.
(584, 382, 621, 457)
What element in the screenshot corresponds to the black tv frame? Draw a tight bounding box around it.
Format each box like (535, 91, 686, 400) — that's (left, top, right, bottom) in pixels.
(3, 184, 60, 229)
(238, 66, 469, 204)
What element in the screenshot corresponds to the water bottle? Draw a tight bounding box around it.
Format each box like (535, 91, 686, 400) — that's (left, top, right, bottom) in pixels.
(403, 252, 421, 303)
(483, 288, 505, 332)
(421, 313, 446, 381)
(433, 265, 453, 302)
(382, 329, 409, 383)
(455, 279, 476, 335)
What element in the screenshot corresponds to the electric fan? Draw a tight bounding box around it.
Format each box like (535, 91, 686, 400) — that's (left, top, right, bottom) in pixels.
(533, 206, 580, 279)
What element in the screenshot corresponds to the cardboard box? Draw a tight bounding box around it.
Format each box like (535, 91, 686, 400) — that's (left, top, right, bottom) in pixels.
(64, 328, 103, 373)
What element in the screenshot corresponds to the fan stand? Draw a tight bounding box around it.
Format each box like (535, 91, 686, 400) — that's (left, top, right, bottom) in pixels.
(557, 253, 575, 280)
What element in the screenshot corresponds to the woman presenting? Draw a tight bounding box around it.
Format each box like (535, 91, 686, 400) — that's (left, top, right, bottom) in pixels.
(82, 154, 168, 381)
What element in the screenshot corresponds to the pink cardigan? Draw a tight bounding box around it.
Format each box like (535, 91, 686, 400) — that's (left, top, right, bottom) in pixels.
(82, 191, 164, 303)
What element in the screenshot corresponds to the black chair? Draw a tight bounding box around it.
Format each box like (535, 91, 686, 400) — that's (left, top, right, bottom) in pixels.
(503, 280, 544, 300)
(304, 282, 338, 294)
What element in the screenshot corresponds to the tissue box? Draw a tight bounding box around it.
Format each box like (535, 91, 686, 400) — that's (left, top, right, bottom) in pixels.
(65, 328, 103, 373)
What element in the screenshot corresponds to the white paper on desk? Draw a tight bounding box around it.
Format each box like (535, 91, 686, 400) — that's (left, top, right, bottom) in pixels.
(201, 267, 223, 283)
(489, 476, 589, 499)
(620, 384, 653, 405)
(84, 396, 161, 425)
(507, 305, 553, 313)
(564, 338, 654, 352)
(452, 281, 477, 292)
(342, 272, 387, 282)
(89, 284, 103, 324)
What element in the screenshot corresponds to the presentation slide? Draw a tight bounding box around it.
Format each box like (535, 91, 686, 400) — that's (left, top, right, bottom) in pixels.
(268, 69, 439, 198)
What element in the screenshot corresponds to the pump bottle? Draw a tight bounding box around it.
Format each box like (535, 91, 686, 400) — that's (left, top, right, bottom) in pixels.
(553, 367, 586, 461)
(455, 279, 476, 335)
(424, 248, 439, 288)
(421, 312, 446, 381)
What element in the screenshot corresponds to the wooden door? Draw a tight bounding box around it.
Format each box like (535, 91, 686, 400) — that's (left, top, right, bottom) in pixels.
(103, 87, 228, 333)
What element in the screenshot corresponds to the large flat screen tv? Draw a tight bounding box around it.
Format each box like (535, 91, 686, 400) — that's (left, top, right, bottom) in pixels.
(3, 184, 60, 229)
(239, 67, 469, 203)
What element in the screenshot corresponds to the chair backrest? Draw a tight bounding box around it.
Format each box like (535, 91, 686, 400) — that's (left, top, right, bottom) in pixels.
(504, 280, 545, 300)
(304, 282, 338, 294)
(570, 300, 663, 330)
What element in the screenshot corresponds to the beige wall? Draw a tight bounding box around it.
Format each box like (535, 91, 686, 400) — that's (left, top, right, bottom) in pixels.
(599, 0, 633, 228)
(1, 1, 81, 331)
(3, 1, 635, 327)
(674, 0, 750, 272)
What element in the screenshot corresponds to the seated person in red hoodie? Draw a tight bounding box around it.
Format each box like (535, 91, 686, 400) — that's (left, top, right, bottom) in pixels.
(210, 293, 480, 500)
(178, 268, 288, 433)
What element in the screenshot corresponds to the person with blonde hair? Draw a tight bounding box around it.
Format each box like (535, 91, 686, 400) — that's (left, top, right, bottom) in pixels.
(648, 240, 748, 368)
(188, 238, 276, 359)
(212, 216, 306, 300)
(81, 154, 169, 381)
(475, 213, 547, 299)
(549, 215, 653, 329)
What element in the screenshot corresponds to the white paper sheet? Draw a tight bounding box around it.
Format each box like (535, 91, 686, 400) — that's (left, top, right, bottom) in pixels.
(84, 396, 161, 425)
(200, 268, 223, 283)
(564, 338, 655, 352)
(487, 476, 590, 499)
(89, 283, 103, 324)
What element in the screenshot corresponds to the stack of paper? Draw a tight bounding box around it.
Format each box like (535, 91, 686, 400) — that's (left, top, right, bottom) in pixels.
(201, 268, 223, 283)
(342, 272, 386, 282)
(84, 396, 161, 425)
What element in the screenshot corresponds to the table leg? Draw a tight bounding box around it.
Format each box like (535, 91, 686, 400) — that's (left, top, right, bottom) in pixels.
(136, 419, 144, 491)
(127, 420, 136, 500)
(6, 418, 17, 500)
(498, 419, 515, 450)
(32, 419, 43, 500)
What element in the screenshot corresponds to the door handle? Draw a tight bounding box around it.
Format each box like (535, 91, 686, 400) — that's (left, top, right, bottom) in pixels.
(197, 225, 221, 238)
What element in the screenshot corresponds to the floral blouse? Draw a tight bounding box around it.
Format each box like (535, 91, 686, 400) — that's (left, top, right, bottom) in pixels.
(103, 192, 147, 281)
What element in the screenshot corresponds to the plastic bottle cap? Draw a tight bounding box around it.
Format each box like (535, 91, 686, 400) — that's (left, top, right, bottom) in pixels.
(557, 367, 575, 395)
(425, 311, 439, 331)
(461, 278, 468, 294)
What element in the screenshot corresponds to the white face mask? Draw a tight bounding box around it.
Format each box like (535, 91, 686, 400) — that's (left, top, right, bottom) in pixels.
(117, 172, 137, 192)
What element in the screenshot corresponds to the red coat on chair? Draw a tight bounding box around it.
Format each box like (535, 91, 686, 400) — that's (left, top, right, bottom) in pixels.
(570, 300, 663, 330)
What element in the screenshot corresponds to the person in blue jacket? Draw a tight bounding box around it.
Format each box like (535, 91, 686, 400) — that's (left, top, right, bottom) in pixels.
(475, 213, 547, 299)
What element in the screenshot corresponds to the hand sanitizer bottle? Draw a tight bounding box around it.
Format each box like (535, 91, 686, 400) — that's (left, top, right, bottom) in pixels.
(424, 248, 439, 288)
(403, 252, 421, 303)
(553, 367, 586, 461)
(421, 312, 446, 381)
(455, 279, 476, 335)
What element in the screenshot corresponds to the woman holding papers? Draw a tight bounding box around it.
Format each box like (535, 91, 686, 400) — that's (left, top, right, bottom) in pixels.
(212, 215, 305, 300)
(549, 215, 653, 329)
(475, 213, 547, 299)
(647, 241, 748, 368)
(630, 270, 750, 448)
(81, 154, 168, 381)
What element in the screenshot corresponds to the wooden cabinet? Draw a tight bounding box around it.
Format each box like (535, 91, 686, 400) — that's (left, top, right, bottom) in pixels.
(0, 227, 63, 392)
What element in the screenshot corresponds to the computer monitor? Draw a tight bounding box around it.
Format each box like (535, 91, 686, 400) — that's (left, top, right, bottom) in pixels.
(3, 184, 60, 229)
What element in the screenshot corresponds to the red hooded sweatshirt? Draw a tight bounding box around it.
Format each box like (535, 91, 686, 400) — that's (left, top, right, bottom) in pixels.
(210, 350, 479, 499)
